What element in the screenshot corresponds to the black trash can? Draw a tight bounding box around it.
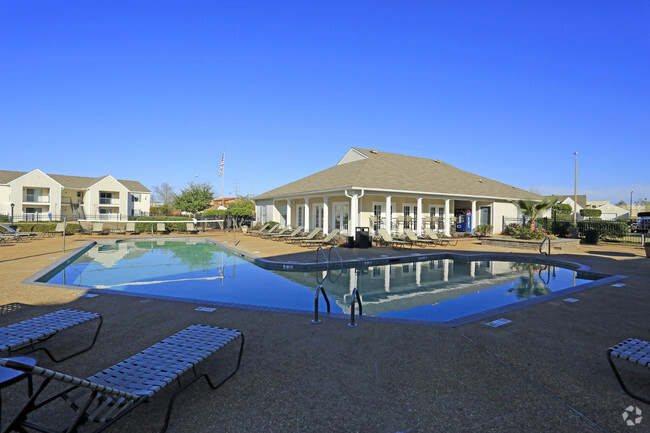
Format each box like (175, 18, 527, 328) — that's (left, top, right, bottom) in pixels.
(346, 236, 355, 248)
(355, 227, 371, 248)
(584, 229, 599, 245)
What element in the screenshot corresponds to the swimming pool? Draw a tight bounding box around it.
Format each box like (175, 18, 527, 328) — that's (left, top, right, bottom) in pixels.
(32, 239, 619, 325)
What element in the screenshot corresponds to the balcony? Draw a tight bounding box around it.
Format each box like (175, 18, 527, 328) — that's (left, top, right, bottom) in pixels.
(23, 196, 50, 204)
(99, 198, 120, 206)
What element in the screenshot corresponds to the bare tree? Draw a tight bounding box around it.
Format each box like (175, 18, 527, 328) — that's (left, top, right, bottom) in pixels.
(152, 182, 177, 204)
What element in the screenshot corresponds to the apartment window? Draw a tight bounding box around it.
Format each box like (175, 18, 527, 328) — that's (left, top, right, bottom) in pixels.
(99, 192, 113, 204)
(131, 193, 140, 202)
(25, 188, 45, 203)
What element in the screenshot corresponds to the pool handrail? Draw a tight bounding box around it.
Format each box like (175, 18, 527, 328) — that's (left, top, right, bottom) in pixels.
(312, 284, 331, 324)
(348, 287, 363, 328)
(539, 236, 551, 256)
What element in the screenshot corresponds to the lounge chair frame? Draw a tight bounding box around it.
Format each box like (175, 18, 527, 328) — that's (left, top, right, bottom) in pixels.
(299, 229, 340, 247)
(246, 223, 270, 237)
(0, 324, 244, 433)
(0, 224, 37, 240)
(286, 228, 321, 244)
(607, 338, 650, 404)
(259, 226, 289, 239)
(403, 228, 438, 248)
(0, 309, 103, 363)
(270, 226, 304, 241)
(424, 227, 456, 246)
(376, 229, 412, 250)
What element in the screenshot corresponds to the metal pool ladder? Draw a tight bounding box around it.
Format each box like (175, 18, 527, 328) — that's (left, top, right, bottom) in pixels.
(348, 287, 363, 328)
(312, 284, 331, 324)
(315, 246, 343, 268)
(539, 236, 551, 256)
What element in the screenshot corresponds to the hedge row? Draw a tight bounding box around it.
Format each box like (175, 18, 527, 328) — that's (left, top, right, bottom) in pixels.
(9, 222, 80, 235)
(577, 220, 629, 240)
(134, 216, 192, 233)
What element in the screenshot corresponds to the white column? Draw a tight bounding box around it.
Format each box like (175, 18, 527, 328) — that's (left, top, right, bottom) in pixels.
(415, 261, 422, 286)
(323, 196, 329, 234)
(357, 194, 363, 229)
(471, 200, 477, 232)
(287, 200, 292, 228)
(349, 194, 358, 234)
(444, 199, 451, 236)
(385, 196, 392, 232)
(416, 197, 423, 236)
(470, 261, 475, 278)
(304, 198, 310, 231)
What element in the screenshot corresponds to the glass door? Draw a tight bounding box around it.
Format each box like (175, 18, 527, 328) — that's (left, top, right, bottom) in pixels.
(333, 203, 349, 233)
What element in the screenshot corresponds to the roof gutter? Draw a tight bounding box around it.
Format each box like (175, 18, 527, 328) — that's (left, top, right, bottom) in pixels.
(344, 188, 365, 200)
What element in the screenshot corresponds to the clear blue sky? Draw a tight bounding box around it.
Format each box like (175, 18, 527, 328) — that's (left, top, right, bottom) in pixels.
(1, 1, 648, 204)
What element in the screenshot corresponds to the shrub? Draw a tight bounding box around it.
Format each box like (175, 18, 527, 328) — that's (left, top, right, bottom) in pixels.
(552, 203, 573, 216)
(476, 224, 493, 236)
(506, 224, 549, 240)
(580, 209, 602, 218)
(577, 220, 628, 240)
(134, 216, 187, 233)
(204, 209, 227, 217)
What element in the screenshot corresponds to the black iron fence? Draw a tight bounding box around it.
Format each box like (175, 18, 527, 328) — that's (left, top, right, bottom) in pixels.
(503, 216, 646, 244)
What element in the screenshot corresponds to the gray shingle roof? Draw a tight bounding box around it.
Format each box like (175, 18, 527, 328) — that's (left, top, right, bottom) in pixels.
(256, 148, 541, 201)
(0, 170, 150, 192)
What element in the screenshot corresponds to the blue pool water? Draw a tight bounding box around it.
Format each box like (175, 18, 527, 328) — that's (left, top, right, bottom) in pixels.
(42, 239, 603, 323)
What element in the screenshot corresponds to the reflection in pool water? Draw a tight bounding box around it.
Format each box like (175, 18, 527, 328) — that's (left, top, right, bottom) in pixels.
(43, 240, 600, 323)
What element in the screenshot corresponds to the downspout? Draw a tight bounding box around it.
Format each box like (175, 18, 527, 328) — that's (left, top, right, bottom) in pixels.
(344, 189, 365, 234)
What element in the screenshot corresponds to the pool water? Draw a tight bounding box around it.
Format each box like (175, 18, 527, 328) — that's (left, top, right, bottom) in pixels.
(42, 240, 602, 323)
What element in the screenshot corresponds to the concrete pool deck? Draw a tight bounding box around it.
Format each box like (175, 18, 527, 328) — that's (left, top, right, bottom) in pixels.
(0, 230, 649, 432)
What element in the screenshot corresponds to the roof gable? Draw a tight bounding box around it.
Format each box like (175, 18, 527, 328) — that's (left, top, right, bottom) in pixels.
(0, 169, 62, 187)
(256, 148, 541, 200)
(0, 169, 149, 192)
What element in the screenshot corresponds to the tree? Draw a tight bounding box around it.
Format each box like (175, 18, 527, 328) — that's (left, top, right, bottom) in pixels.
(152, 181, 176, 204)
(173, 182, 214, 214)
(227, 197, 255, 227)
(511, 196, 558, 228)
(552, 203, 572, 221)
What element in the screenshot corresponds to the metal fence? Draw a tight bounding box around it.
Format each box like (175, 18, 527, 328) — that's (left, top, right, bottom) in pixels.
(1, 213, 151, 223)
(502, 216, 647, 245)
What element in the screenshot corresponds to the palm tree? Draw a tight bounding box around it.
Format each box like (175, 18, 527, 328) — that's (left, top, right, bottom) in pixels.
(511, 196, 558, 229)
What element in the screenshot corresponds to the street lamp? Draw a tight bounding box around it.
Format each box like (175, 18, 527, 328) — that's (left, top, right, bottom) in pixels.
(573, 152, 578, 224)
(10, 203, 14, 224)
(630, 191, 634, 219)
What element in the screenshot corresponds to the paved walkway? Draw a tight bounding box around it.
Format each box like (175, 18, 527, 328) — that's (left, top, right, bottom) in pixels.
(0, 231, 649, 432)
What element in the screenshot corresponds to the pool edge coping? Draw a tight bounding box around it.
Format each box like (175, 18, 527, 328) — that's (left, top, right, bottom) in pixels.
(20, 236, 628, 328)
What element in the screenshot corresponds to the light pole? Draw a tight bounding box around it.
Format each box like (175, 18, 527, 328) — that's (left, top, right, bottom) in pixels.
(573, 152, 578, 224)
(10, 203, 14, 224)
(630, 191, 634, 219)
